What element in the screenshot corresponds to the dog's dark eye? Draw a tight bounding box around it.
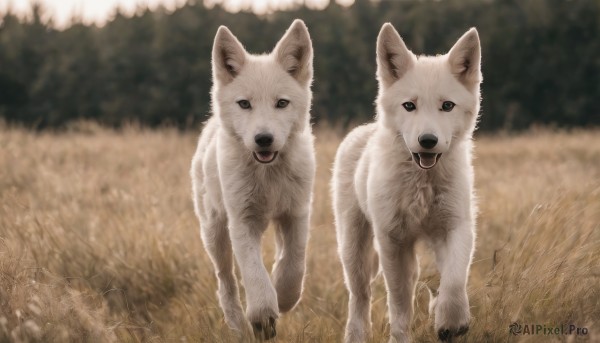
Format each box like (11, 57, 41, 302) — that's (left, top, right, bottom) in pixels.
(276, 99, 290, 108)
(441, 101, 455, 112)
(237, 100, 251, 109)
(402, 102, 416, 112)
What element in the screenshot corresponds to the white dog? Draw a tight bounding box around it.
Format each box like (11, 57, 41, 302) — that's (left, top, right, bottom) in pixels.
(190, 20, 315, 339)
(332, 23, 482, 343)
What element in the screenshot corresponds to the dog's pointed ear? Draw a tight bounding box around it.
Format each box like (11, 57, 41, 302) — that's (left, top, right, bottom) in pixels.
(212, 26, 246, 84)
(274, 19, 313, 86)
(448, 28, 482, 86)
(377, 23, 414, 88)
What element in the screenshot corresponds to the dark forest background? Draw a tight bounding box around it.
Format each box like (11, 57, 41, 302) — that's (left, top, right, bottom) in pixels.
(0, 0, 598, 130)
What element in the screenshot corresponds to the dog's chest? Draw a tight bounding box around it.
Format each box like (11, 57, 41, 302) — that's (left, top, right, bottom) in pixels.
(247, 164, 309, 216)
(379, 170, 451, 240)
(398, 171, 436, 223)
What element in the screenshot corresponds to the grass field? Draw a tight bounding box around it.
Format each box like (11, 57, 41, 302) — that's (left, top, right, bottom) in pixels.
(0, 123, 598, 342)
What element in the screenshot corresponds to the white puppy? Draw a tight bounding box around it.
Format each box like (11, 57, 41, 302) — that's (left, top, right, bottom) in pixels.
(190, 19, 315, 339)
(332, 23, 482, 343)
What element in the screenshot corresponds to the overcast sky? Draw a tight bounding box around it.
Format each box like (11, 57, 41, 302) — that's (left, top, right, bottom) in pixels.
(1, 0, 355, 28)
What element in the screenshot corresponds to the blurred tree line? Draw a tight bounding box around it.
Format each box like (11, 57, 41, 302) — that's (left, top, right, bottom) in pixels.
(0, 0, 598, 130)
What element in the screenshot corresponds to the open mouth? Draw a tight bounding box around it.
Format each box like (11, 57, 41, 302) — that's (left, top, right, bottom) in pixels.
(412, 152, 442, 170)
(253, 151, 279, 164)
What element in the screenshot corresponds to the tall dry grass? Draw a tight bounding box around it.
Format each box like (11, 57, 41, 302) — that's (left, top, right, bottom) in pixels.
(0, 123, 598, 342)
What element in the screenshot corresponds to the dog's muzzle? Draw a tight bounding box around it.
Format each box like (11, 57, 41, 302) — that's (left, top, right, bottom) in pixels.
(412, 152, 442, 169)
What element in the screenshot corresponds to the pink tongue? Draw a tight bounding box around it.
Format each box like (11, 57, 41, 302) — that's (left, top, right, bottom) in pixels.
(418, 154, 437, 168)
(258, 152, 274, 162)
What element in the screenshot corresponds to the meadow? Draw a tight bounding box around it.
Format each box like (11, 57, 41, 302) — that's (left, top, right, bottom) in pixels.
(0, 123, 598, 342)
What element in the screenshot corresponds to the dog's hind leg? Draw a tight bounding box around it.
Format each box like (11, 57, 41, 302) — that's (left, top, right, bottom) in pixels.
(199, 212, 249, 333)
(271, 212, 309, 313)
(339, 209, 375, 343)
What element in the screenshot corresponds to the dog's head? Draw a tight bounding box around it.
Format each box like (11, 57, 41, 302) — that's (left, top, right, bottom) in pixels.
(211, 20, 313, 164)
(375, 24, 482, 170)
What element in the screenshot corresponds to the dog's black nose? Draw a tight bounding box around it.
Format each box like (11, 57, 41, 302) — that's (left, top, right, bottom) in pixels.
(255, 133, 274, 147)
(418, 133, 438, 149)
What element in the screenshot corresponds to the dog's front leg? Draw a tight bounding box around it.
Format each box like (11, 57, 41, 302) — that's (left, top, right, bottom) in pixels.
(378, 235, 418, 343)
(229, 218, 279, 340)
(272, 212, 309, 313)
(199, 214, 249, 334)
(431, 220, 474, 341)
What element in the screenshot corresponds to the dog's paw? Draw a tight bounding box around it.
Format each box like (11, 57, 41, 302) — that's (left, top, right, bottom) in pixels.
(437, 325, 468, 342)
(252, 316, 277, 340)
(344, 311, 372, 343)
(247, 304, 278, 340)
(433, 290, 470, 342)
(344, 327, 368, 343)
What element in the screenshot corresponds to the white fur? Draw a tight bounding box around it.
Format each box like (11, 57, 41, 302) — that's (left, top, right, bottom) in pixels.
(332, 24, 482, 343)
(190, 19, 315, 339)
